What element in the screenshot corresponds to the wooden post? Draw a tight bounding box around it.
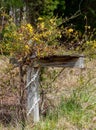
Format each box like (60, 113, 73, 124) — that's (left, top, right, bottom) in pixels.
(26, 55, 84, 123)
(10, 55, 84, 123)
(26, 66, 40, 122)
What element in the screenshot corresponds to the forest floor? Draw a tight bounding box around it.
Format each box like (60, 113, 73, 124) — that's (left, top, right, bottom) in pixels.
(0, 56, 96, 130)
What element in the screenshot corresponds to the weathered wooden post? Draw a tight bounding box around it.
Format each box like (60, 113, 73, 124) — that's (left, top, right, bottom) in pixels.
(26, 66, 40, 122)
(26, 55, 84, 123)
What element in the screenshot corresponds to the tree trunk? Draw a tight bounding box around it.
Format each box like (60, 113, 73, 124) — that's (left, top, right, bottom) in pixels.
(19, 65, 26, 130)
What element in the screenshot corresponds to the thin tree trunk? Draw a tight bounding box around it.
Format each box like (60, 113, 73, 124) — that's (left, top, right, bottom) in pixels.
(19, 65, 26, 130)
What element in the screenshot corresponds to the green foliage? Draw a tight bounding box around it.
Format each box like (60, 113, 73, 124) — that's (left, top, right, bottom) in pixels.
(25, 0, 65, 25)
(0, 0, 23, 8)
(0, 16, 61, 60)
(41, 0, 59, 17)
(40, 0, 66, 18)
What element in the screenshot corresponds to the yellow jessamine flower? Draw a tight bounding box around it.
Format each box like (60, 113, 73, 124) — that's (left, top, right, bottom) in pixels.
(38, 17, 43, 21)
(50, 19, 54, 23)
(25, 45, 30, 50)
(40, 22, 45, 29)
(26, 24, 33, 33)
(68, 28, 73, 33)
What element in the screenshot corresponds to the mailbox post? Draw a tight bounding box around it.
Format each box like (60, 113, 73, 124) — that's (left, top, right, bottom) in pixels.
(26, 55, 84, 122)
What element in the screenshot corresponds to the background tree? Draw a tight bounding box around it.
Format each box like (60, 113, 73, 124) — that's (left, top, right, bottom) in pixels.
(61, 0, 96, 30)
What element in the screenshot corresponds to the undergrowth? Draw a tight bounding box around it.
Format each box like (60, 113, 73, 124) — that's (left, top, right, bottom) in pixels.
(18, 81, 96, 130)
(0, 60, 96, 130)
(32, 82, 96, 130)
(1, 83, 96, 130)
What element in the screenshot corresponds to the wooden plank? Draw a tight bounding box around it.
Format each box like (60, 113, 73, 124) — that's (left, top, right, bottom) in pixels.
(10, 55, 84, 68)
(37, 55, 84, 68)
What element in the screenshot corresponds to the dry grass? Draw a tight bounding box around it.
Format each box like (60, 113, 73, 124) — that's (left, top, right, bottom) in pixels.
(0, 56, 96, 130)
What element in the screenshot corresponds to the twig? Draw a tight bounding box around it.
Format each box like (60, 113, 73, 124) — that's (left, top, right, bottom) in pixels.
(59, 10, 81, 27)
(47, 68, 65, 88)
(40, 68, 65, 94)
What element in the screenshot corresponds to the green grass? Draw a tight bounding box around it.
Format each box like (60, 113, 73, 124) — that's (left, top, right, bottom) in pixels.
(1, 83, 96, 130)
(36, 82, 96, 130)
(31, 82, 96, 130)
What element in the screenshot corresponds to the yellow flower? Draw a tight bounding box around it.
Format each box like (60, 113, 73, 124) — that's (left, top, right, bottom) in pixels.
(38, 17, 43, 21)
(68, 28, 73, 33)
(26, 24, 33, 32)
(50, 19, 54, 23)
(27, 24, 32, 28)
(34, 37, 39, 41)
(25, 45, 29, 50)
(40, 22, 45, 29)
